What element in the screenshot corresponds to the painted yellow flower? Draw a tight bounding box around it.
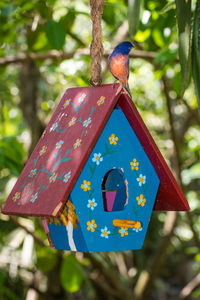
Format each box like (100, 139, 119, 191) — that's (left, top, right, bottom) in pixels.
(39, 145, 47, 156)
(130, 158, 139, 170)
(136, 194, 146, 207)
(49, 172, 57, 183)
(68, 117, 77, 127)
(109, 134, 118, 145)
(63, 99, 71, 108)
(73, 138, 82, 149)
(81, 180, 91, 191)
(12, 192, 21, 202)
(87, 220, 97, 232)
(119, 227, 128, 237)
(97, 96, 105, 106)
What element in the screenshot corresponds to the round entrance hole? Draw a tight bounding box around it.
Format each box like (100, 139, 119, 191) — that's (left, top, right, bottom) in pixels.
(102, 168, 128, 212)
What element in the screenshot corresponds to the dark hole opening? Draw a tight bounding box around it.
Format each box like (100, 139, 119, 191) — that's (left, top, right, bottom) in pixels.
(102, 168, 128, 212)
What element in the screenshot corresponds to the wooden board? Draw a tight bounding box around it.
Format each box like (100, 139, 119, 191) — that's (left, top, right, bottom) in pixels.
(2, 84, 121, 217)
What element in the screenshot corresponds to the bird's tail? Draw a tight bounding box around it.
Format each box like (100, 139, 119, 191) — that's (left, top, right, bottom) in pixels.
(123, 82, 132, 98)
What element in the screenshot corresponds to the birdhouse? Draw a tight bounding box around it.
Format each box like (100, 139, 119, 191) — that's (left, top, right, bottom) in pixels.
(2, 84, 189, 252)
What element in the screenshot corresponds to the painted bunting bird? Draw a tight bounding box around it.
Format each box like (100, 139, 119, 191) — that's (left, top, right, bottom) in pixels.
(109, 41, 134, 97)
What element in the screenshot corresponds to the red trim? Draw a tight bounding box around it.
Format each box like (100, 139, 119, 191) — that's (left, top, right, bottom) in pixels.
(118, 93, 189, 211)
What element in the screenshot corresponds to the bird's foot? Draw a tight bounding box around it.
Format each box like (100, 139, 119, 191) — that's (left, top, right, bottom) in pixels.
(112, 80, 118, 89)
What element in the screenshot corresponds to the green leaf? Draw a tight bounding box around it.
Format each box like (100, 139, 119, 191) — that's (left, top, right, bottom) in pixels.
(192, 0, 200, 109)
(45, 20, 66, 50)
(1, 4, 18, 17)
(172, 72, 182, 96)
(0, 137, 25, 176)
(175, 0, 192, 96)
(128, 0, 141, 38)
(160, 2, 175, 15)
(59, 9, 76, 33)
(60, 255, 85, 293)
(154, 48, 177, 64)
(103, 3, 116, 26)
(152, 28, 165, 48)
(36, 248, 58, 273)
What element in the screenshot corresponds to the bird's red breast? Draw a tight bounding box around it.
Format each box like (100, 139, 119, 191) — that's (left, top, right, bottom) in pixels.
(109, 54, 129, 85)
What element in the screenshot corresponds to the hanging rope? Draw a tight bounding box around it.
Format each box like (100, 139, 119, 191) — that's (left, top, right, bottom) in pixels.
(89, 0, 104, 86)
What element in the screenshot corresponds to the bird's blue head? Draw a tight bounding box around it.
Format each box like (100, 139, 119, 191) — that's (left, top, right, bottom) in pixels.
(113, 41, 134, 56)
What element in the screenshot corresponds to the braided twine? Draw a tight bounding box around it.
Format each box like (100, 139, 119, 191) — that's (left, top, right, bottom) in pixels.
(89, 0, 104, 86)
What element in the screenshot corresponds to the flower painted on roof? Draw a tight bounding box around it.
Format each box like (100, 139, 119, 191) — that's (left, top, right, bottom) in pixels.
(78, 93, 86, 103)
(30, 192, 38, 203)
(97, 96, 105, 106)
(29, 169, 37, 177)
(136, 174, 146, 186)
(81, 180, 91, 191)
(87, 220, 97, 232)
(50, 122, 58, 131)
(12, 192, 21, 202)
(87, 198, 97, 210)
(39, 145, 47, 156)
(101, 226, 110, 238)
(109, 134, 118, 145)
(92, 153, 103, 165)
(63, 99, 71, 108)
(49, 172, 57, 183)
(136, 194, 146, 207)
(63, 171, 71, 183)
(73, 138, 81, 149)
(83, 117, 92, 128)
(119, 227, 128, 237)
(68, 117, 77, 127)
(56, 140, 64, 149)
(130, 158, 139, 170)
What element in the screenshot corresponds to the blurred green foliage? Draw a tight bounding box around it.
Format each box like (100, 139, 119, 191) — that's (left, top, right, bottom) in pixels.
(0, 0, 199, 299)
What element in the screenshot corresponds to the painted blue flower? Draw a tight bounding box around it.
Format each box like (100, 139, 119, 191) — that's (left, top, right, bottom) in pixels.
(30, 192, 38, 203)
(56, 140, 64, 149)
(101, 226, 111, 239)
(87, 198, 97, 210)
(78, 93, 86, 103)
(83, 117, 92, 128)
(63, 171, 71, 183)
(136, 174, 146, 186)
(92, 153, 103, 165)
(50, 122, 58, 132)
(29, 169, 37, 177)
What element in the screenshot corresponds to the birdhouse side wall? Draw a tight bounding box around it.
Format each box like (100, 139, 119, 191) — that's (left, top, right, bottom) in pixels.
(45, 106, 159, 252)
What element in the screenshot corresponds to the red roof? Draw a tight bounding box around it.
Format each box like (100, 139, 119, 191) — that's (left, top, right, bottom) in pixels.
(2, 84, 189, 218)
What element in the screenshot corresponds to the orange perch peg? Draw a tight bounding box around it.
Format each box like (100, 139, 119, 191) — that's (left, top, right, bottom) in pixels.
(113, 219, 141, 229)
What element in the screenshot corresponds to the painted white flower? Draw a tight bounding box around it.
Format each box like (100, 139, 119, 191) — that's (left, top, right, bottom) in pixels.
(87, 198, 97, 210)
(92, 153, 103, 165)
(29, 169, 37, 177)
(63, 171, 71, 183)
(78, 93, 86, 103)
(56, 140, 64, 149)
(100, 226, 111, 239)
(30, 192, 38, 203)
(83, 117, 92, 128)
(136, 174, 146, 186)
(50, 122, 58, 132)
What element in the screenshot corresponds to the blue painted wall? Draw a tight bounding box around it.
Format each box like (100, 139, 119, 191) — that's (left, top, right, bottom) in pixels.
(48, 106, 159, 252)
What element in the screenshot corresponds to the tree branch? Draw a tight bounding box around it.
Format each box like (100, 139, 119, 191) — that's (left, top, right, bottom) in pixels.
(179, 272, 200, 299)
(9, 216, 47, 248)
(0, 49, 157, 66)
(85, 253, 132, 300)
